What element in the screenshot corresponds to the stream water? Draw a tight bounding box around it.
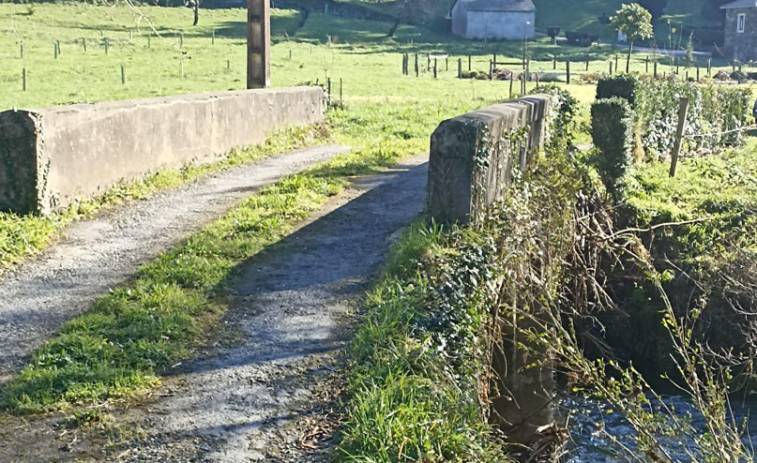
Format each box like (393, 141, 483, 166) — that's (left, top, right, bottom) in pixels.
(560, 395, 757, 462)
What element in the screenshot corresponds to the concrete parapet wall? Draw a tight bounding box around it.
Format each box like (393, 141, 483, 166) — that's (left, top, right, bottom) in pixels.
(426, 95, 550, 224)
(0, 86, 325, 214)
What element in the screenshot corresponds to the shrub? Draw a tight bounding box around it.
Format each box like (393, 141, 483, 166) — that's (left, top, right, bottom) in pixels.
(634, 79, 752, 155)
(591, 98, 634, 199)
(596, 74, 640, 106)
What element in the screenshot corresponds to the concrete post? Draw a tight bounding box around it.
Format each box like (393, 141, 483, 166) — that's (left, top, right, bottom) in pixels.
(247, 0, 270, 89)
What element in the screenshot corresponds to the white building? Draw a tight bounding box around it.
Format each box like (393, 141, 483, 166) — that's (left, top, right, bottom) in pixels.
(451, 0, 536, 41)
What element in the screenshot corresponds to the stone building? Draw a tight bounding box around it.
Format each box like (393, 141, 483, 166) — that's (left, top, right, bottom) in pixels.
(722, 0, 757, 62)
(451, 0, 536, 41)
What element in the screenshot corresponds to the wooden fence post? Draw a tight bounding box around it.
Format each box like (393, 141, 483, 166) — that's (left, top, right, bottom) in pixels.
(468, 54, 471, 71)
(121, 64, 126, 84)
(458, 58, 462, 78)
(526, 58, 530, 83)
(415, 54, 419, 76)
(707, 58, 712, 75)
(566, 60, 570, 84)
(509, 72, 514, 98)
(434, 58, 438, 78)
(646, 56, 649, 74)
(654, 60, 658, 78)
(585, 59, 589, 71)
(22, 67, 26, 91)
(609, 60, 613, 75)
(669, 97, 690, 178)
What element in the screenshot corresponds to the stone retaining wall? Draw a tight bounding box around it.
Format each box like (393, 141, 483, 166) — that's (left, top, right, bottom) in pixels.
(426, 95, 550, 224)
(0, 86, 325, 214)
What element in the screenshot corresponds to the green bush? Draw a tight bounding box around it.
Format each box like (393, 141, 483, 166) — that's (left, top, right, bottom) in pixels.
(635, 79, 752, 156)
(591, 97, 634, 200)
(596, 74, 640, 107)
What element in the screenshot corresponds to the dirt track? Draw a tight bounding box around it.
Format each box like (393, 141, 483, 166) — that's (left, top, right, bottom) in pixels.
(0, 154, 429, 463)
(0, 145, 350, 381)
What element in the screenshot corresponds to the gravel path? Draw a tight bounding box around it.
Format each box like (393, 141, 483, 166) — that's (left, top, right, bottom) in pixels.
(107, 155, 429, 462)
(0, 145, 350, 380)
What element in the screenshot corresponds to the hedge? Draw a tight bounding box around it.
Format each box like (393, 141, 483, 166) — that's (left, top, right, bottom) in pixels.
(596, 74, 640, 107)
(591, 97, 634, 200)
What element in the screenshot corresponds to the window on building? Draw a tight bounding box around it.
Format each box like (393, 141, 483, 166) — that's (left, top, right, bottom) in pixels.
(738, 13, 746, 33)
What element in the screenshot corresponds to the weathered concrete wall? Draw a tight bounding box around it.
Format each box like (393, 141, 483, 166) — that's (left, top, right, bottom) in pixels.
(0, 86, 325, 214)
(427, 95, 550, 224)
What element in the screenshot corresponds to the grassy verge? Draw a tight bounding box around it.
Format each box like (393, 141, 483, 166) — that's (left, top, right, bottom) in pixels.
(0, 124, 330, 273)
(336, 220, 511, 463)
(627, 139, 757, 258)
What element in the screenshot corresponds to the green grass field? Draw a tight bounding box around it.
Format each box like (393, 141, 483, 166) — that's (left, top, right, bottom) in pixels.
(0, 3, 740, 112)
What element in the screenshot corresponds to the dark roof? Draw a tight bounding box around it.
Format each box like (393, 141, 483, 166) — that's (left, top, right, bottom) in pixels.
(721, 0, 757, 9)
(455, 0, 536, 13)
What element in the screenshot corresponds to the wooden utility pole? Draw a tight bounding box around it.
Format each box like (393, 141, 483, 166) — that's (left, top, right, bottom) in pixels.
(669, 98, 689, 178)
(247, 0, 270, 89)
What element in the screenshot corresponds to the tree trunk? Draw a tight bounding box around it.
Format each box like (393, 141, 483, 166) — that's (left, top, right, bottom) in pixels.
(626, 40, 633, 74)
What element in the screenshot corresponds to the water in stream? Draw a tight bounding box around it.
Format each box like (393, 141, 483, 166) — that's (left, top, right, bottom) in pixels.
(560, 395, 757, 462)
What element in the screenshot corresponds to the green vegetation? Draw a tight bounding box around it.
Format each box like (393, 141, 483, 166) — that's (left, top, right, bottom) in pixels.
(628, 139, 757, 260)
(338, 220, 511, 463)
(591, 96, 634, 199)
